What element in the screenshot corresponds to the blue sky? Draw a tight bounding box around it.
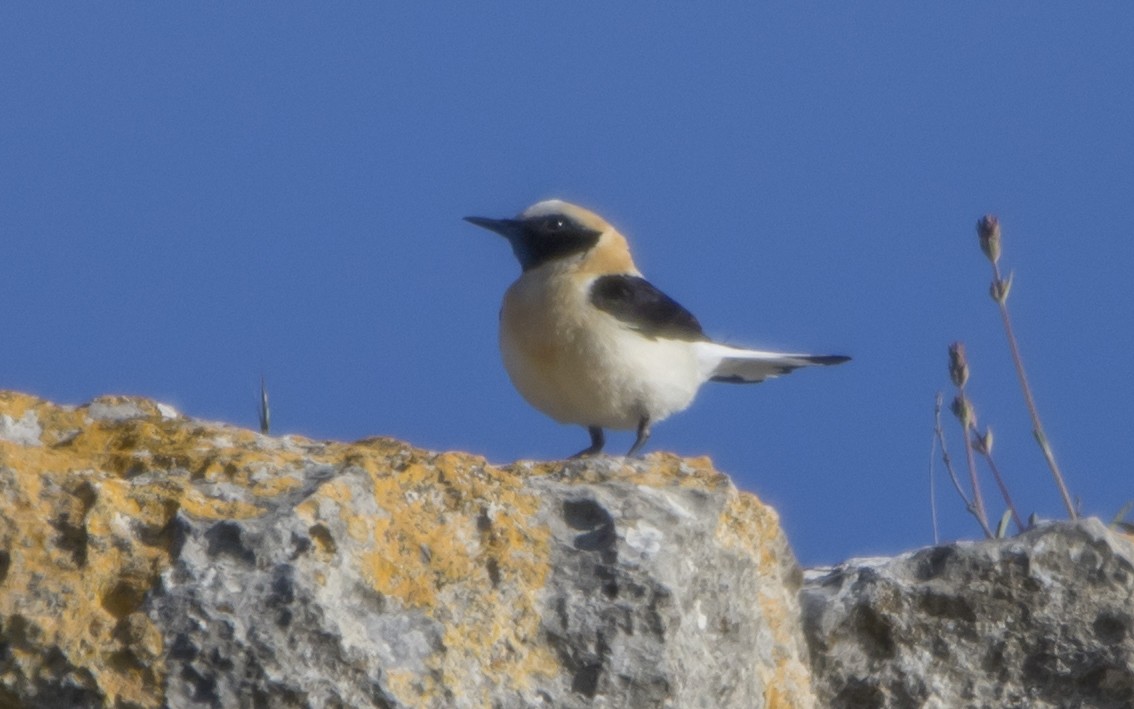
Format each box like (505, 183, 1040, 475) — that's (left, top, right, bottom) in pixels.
(3, 5, 1132, 565)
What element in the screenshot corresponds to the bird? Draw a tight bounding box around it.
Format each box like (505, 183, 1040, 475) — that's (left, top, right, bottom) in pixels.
(464, 199, 848, 458)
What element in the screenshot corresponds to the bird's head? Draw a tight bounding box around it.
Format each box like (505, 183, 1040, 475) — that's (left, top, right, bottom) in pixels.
(465, 200, 633, 273)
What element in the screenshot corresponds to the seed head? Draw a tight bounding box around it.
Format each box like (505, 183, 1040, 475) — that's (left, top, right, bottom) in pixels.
(948, 341, 970, 388)
(977, 215, 1001, 265)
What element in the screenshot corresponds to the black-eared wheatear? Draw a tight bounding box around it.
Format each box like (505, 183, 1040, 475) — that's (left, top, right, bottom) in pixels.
(465, 199, 848, 458)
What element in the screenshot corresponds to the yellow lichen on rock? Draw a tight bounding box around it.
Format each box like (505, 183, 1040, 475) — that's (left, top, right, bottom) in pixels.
(0, 391, 815, 708)
(355, 450, 561, 699)
(0, 422, 178, 705)
(717, 492, 814, 709)
(0, 392, 312, 706)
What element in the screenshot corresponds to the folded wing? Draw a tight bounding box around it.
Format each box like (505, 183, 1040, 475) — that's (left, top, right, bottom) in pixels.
(588, 274, 707, 342)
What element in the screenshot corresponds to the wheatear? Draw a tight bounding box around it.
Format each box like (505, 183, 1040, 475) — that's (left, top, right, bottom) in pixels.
(465, 200, 848, 458)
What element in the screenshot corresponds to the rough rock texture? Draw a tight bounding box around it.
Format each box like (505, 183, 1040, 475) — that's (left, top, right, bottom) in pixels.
(802, 518, 1134, 709)
(0, 392, 813, 708)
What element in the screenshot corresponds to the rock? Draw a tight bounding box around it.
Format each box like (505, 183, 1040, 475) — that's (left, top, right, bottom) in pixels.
(802, 518, 1134, 709)
(0, 392, 813, 708)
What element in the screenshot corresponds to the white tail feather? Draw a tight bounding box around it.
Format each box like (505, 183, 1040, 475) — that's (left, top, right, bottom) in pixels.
(693, 342, 849, 384)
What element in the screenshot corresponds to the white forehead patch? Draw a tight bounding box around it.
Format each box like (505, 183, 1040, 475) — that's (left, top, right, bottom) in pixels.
(518, 200, 610, 236)
(519, 199, 572, 219)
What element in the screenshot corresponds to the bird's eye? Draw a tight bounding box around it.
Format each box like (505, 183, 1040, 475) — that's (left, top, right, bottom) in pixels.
(545, 217, 566, 232)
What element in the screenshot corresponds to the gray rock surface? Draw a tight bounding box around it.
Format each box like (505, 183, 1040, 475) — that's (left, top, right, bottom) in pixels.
(0, 393, 813, 708)
(153, 459, 813, 709)
(802, 519, 1134, 709)
(11, 393, 1134, 708)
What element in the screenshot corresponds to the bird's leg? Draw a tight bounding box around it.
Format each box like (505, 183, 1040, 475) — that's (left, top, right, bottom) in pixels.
(625, 416, 651, 458)
(569, 426, 605, 458)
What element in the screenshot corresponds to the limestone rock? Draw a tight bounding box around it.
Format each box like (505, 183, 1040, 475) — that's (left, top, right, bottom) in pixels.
(802, 518, 1134, 708)
(0, 392, 813, 708)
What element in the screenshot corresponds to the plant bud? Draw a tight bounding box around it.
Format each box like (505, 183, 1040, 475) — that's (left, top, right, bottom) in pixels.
(989, 272, 1014, 304)
(973, 427, 994, 454)
(977, 215, 1001, 264)
(951, 395, 975, 428)
(948, 342, 969, 388)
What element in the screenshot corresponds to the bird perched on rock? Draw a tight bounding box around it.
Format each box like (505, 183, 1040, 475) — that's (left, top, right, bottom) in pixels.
(465, 200, 848, 458)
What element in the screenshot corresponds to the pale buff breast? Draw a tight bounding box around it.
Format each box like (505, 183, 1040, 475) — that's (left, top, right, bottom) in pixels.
(499, 266, 702, 429)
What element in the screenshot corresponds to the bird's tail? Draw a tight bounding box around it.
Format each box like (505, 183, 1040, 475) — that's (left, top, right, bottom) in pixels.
(693, 341, 850, 384)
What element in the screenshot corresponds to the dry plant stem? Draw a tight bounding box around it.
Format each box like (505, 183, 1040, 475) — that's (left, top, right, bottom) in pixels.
(957, 387, 993, 535)
(977, 447, 1025, 533)
(1111, 500, 1134, 527)
(962, 435, 992, 538)
(930, 394, 942, 544)
(935, 393, 993, 538)
(935, 394, 971, 507)
(259, 375, 271, 435)
(991, 261, 1077, 520)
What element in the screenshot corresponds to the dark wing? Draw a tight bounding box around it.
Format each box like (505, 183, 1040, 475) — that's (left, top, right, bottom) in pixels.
(589, 274, 707, 341)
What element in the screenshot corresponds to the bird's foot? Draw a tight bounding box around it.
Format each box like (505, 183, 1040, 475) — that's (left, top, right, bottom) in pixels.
(569, 426, 605, 459)
(624, 416, 651, 458)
